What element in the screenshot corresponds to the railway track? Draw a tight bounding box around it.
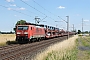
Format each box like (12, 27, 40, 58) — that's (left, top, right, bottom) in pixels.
(0, 35, 73, 60)
(0, 44, 20, 50)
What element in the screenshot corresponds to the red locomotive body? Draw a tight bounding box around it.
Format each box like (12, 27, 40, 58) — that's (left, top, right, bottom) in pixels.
(16, 25, 45, 43)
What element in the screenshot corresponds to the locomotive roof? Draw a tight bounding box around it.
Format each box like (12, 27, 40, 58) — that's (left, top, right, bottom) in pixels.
(17, 22, 60, 29)
(25, 22, 44, 26)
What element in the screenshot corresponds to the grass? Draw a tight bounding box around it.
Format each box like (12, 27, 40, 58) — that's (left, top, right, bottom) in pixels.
(0, 34, 15, 43)
(80, 36, 90, 47)
(45, 47, 78, 60)
(50, 36, 90, 60)
(45, 35, 79, 60)
(81, 37, 90, 47)
(32, 35, 78, 60)
(0, 34, 16, 46)
(45, 38, 78, 60)
(77, 36, 90, 60)
(77, 51, 90, 60)
(0, 42, 6, 46)
(87, 51, 90, 55)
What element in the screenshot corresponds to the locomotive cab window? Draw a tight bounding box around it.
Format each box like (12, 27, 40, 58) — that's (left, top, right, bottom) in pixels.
(31, 27, 32, 30)
(18, 26, 28, 30)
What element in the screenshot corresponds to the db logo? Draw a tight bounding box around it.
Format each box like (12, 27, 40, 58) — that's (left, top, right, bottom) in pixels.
(21, 31, 24, 34)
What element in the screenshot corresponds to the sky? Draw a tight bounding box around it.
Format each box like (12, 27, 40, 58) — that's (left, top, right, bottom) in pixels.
(0, 0, 90, 32)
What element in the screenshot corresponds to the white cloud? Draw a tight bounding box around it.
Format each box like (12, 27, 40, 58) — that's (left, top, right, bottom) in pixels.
(76, 14, 80, 16)
(14, 15, 17, 16)
(58, 6, 65, 9)
(7, 8, 12, 10)
(7, 7, 26, 10)
(10, 4, 16, 7)
(19, 7, 26, 10)
(6, 0, 14, 2)
(22, 0, 29, 1)
(83, 20, 89, 22)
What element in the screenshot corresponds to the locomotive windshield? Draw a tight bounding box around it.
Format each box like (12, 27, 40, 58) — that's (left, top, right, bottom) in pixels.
(18, 26, 28, 30)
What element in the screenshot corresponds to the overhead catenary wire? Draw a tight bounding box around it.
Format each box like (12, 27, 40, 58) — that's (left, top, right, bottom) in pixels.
(0, 4, 32, 17)
(32, 0, 56, 19)
(40, 16, 47, 21)
(20, 0, 55, 21)
(3, 0, 55, 24)
(32, 0, 66, 21)
(32, 0, 46, 11)
(58, 16, 67, 23)
(32, 0, 69, 31)
(4, 0, 42, 17)
(3, 0, 64, 22)
(20, 0, 46, 16)
(32, 0, 55, 16)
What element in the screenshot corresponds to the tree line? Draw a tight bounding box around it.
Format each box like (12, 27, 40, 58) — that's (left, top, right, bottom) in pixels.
(0, 31, 15, 34)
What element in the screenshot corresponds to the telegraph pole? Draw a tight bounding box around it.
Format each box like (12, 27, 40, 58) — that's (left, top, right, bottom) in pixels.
(66, 16, 69, 39)
(73, 24, 74, 31)
(82, 18, 83, 34)
(58, 16, 69, 39)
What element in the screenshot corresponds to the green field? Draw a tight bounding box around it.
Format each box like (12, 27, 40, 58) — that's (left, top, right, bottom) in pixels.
(77, 36, 90, 60)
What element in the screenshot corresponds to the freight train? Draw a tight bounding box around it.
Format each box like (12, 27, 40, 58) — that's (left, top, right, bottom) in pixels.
(15, 22, 76, 43)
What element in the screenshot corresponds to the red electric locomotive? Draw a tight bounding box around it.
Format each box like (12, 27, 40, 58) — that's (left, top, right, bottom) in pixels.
(16, 24, 45, 43)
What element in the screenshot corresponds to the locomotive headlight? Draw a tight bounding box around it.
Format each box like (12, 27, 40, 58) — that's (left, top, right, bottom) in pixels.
(24, 32, 28, 34)
(17, 35, 20, 36)
(17, 32, 21, 34)
(25, 35, 28, 36)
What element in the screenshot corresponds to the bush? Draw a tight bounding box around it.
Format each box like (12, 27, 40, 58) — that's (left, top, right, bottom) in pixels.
(6, 41, 18, 45)
(78, 34, 82, 36)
